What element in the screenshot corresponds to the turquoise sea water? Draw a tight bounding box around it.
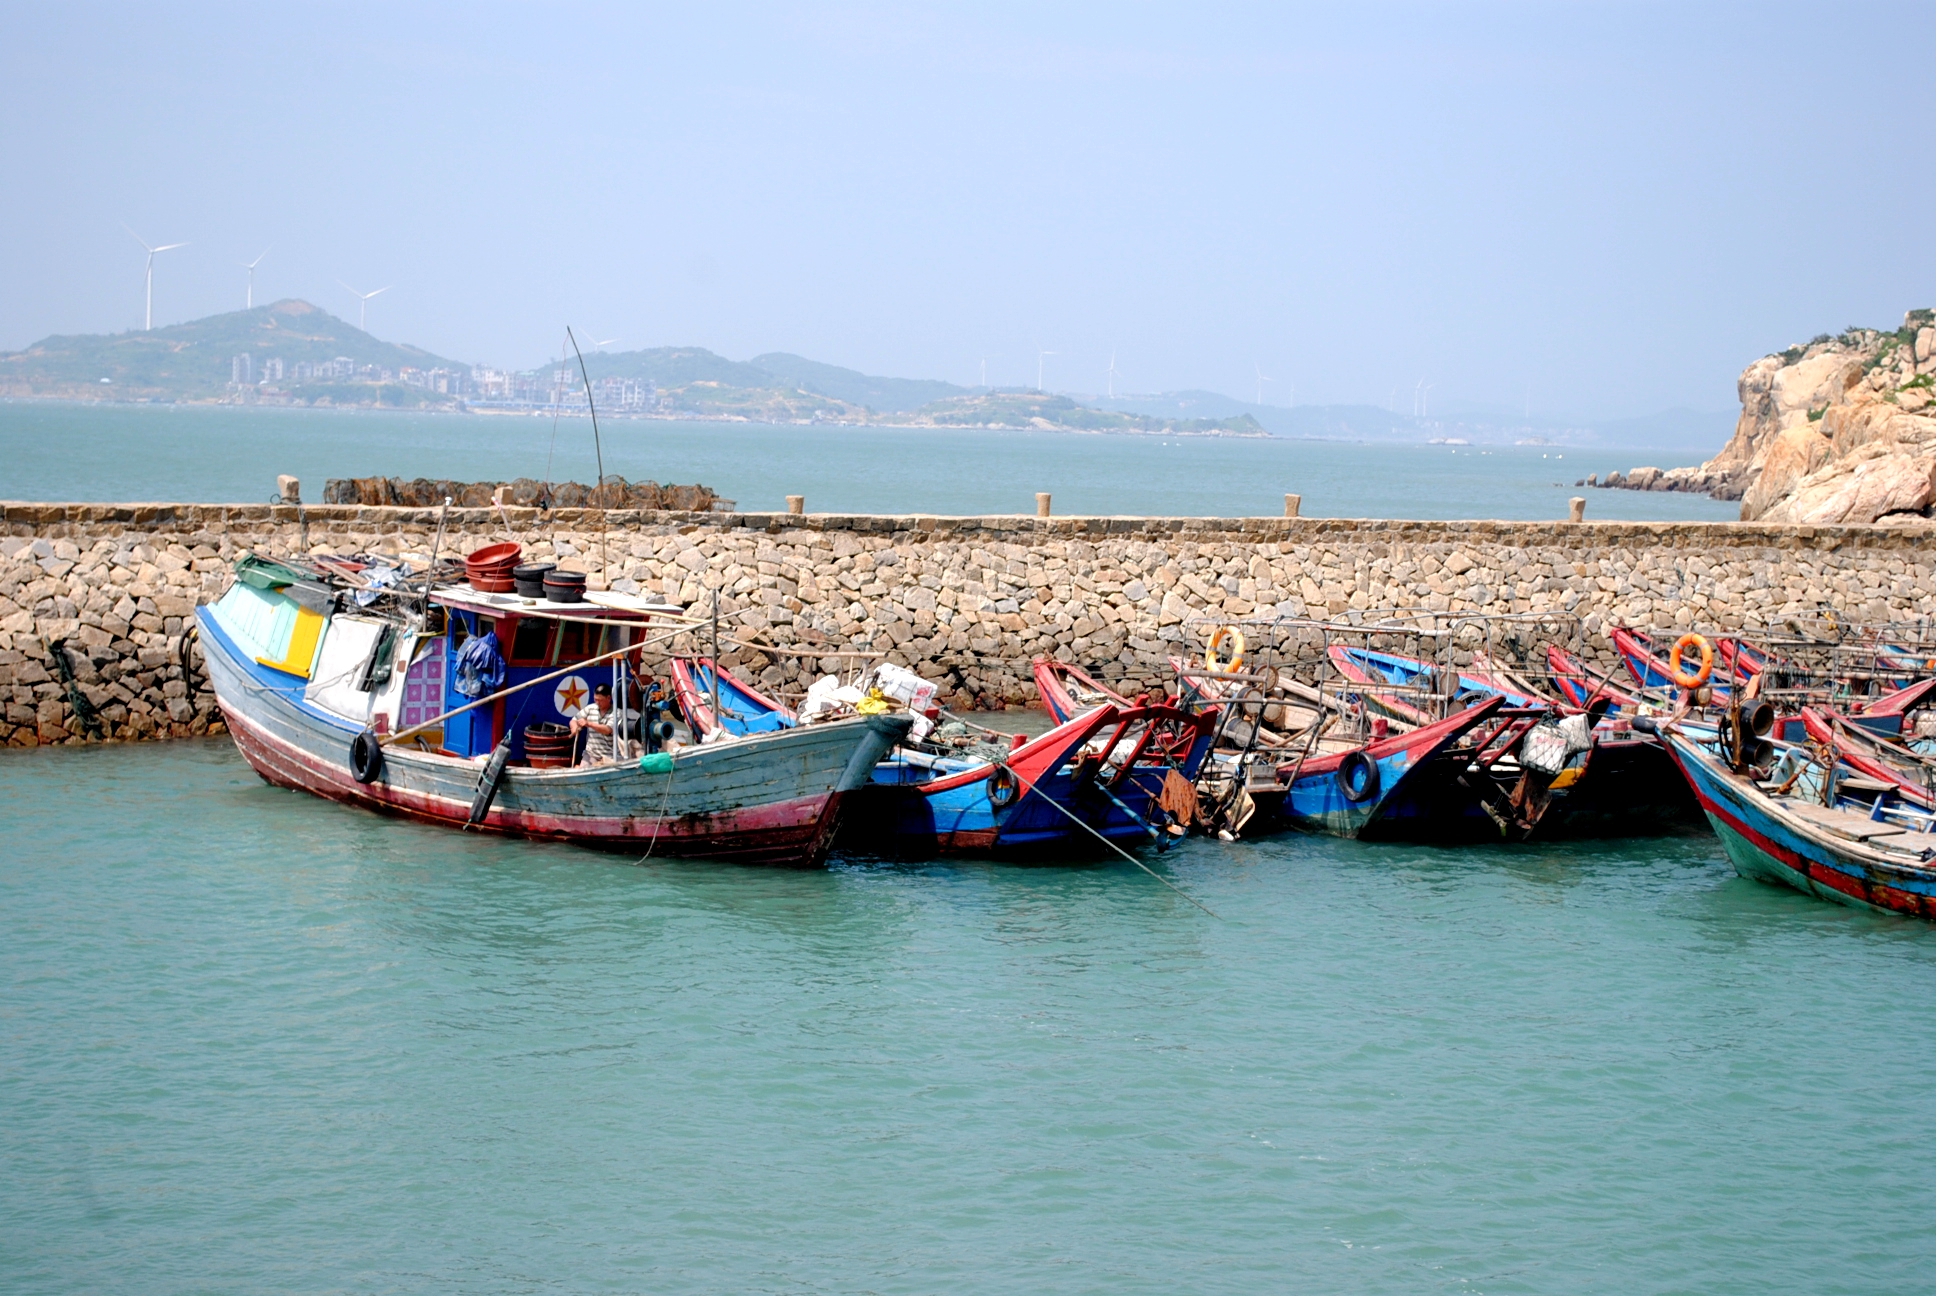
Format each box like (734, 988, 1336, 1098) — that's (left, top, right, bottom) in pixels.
(0, 401, 1738, 522)
(4, 740, 1932, 1293)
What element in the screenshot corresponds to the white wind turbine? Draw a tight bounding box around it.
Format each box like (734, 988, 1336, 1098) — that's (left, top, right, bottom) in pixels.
(242, 248, 270, 309)
(588, 336, 619, 352)
(1037, 350, 1056, 392)
(1106, 349, 1121, 398)
(124, 225, 188, 331)
(1254, 364, 1274, 407)
(338, 280, 392, 331)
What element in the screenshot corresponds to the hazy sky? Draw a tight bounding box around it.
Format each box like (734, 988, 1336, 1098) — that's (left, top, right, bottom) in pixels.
(4, 3, 1930, 418)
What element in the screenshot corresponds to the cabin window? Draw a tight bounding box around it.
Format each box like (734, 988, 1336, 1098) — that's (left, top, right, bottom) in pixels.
(509, 618, 552, 665)
(449, 615, 470, 651)
(554, 621, 590, 664)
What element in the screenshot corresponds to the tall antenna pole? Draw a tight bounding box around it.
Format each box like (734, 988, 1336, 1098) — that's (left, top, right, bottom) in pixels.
(709, 591, 721, 727)
(566, 327, 610, 586)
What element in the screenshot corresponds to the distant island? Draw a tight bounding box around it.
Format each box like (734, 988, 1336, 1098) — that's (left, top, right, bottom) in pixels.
(0, 300, 1264, 437)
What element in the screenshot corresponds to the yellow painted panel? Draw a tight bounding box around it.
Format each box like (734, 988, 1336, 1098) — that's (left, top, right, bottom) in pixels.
(256, 607, 327, 678)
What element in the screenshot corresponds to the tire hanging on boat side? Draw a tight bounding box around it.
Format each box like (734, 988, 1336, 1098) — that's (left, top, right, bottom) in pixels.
(468, 738, 513, 825)
(350, 729, 385, 784)
(1336, 749, 1380, 803)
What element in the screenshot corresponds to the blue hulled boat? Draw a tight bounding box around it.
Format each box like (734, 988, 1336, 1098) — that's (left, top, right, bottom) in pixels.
(1657, 724, 1936, 918)
(670, 657, 1217, 857)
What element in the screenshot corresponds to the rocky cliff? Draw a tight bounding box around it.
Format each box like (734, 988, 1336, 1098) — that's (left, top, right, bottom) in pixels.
(1593, 310, 1936, 525)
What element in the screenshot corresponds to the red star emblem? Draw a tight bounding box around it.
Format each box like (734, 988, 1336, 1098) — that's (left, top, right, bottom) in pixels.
(557, 678, 589, 714)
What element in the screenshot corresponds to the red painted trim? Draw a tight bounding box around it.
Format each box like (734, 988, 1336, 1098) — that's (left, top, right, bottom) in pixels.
(1666, 740, 1933, 917)
(1279, 694, 1504, 778)
(1860, 676, 1936, 718)
(918, 705, 1119, 793)
(1801, 707, 1934, 809)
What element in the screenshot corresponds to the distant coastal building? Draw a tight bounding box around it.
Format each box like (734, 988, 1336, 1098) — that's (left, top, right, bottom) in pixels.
(230, 353, 252, 385)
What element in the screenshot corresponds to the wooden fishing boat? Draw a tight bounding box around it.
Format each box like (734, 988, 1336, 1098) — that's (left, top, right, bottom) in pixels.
(1655, 724, 1936, 919)
(1610, 626, 1735, 700)
(1324, 644, 1540, 726)
(1321, 643, 1702, 840)
(1271, 695, 1506, 838)
(674, 656, 1217, 856)
(197, 560, 910, 865)
(1800, 706, 1936, 809)
(1034, 657, 1150, 724)
(1546, 645, 1644, 714)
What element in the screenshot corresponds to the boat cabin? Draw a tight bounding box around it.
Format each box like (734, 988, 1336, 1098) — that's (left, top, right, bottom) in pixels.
(204, 569, 679, 765)
(429, 585, 669, 761)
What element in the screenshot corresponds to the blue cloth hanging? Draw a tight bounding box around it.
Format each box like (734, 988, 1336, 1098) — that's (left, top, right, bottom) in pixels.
(453, 630, 506, 698)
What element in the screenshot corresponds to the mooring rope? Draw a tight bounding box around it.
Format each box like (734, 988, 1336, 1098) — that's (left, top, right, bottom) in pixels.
(995, 758, 1221, 919)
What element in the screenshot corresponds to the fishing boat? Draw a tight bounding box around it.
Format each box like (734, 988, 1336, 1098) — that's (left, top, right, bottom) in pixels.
(1546, 644, 1644, 714)
(1653, 722, 1936, 919)
(1610, 626, 1734, 700)
(1271, 695, 1507, 838)
(197, 554, 910, 865)
(1800, 707, 1936, 809)
(1324, 644, 1540, 726)
(673, 656, 1217, 857)
(1322, 641, 1709, 840)
(1035, 657, 1163, 724)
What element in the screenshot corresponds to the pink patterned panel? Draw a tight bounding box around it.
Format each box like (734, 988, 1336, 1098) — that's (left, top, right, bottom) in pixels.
(401, 651, 444, 730)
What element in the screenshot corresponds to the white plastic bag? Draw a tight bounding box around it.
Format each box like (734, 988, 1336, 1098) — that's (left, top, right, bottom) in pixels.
(799, 675, 847, 723)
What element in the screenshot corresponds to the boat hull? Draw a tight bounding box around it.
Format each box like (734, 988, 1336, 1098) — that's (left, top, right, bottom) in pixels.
(1272, 697, 1505, 840)
(200, 608, 909, 866)
(1663, 732, 1936, 919)
(840, 762, 1176, 858)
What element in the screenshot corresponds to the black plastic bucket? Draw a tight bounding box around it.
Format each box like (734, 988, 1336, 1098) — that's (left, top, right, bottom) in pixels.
(513, 563, 556, 598)
(543, 569, 588, 603)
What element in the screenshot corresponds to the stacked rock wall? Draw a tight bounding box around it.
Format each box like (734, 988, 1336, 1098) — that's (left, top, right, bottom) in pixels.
(4, 502, 1934, 747)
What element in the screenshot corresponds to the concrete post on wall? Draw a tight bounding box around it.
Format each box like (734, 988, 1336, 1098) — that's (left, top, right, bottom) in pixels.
(1569, 497, 1586, 523)
(1284, 493, 1302, 519)
(277, 475, 300, 505)
(786, 495, 805, 515)
(1036, 493, 1052, 518)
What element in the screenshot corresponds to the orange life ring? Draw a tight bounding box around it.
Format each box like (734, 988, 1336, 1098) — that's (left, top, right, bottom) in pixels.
(1205, 626, 1246, 672)
(1668, 633, 1714, 690)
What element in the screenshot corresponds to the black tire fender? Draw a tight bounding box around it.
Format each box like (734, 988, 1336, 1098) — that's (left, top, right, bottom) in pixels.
(987, 765, 1019, 808)
(350, 729, 385, 784)
(1336, 749, 1380, 803)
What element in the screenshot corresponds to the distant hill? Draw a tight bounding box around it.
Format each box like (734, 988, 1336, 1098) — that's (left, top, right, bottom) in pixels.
(906, 390, 1265, 436)
(0, 300, 463, 401)
(0, 302, 1733, 447)
(747, 352, 967, 413)
(576, 345, 777, 390)
(1097, 392, 1423, 440)
(573, 346, 967, 415)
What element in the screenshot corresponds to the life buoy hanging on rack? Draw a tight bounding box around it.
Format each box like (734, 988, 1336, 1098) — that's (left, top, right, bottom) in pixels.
(1668, 633, 1714, 690)
(1205, 626, 1246, 673)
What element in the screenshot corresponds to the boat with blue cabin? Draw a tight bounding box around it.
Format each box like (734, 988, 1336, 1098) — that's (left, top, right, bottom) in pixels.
(196, 552, 910, 865)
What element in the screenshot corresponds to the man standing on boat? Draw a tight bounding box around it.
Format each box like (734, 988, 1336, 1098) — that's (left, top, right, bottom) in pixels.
(572, 683, 618, 765)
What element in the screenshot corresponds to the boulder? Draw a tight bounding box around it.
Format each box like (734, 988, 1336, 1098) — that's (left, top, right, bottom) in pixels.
(1740, 424, 1833, 520)
(1761, 451, 1936, 525)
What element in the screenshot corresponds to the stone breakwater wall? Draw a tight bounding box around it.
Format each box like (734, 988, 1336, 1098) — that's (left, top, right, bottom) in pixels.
(3, 502, 1934, 747)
